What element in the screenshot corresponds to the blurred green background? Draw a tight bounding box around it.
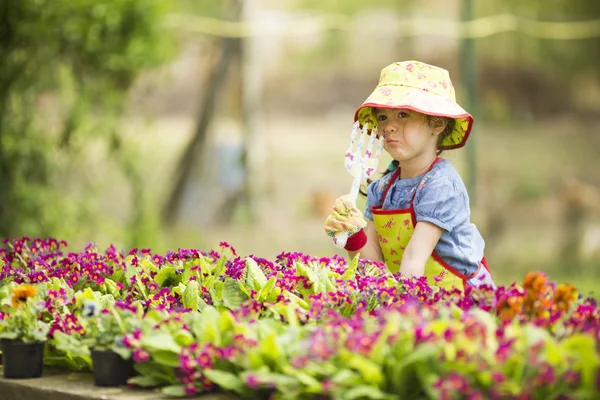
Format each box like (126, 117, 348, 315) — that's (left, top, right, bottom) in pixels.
(1, 0, 599, 296)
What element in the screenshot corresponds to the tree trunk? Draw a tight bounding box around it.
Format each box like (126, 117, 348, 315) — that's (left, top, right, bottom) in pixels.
(161, 1, 242, 226)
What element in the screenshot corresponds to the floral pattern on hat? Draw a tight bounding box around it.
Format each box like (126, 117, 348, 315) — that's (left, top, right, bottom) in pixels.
(354, 61, 474, 150)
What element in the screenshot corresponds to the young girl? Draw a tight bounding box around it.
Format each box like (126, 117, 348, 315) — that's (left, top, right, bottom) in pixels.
(325, 60, 495, 292)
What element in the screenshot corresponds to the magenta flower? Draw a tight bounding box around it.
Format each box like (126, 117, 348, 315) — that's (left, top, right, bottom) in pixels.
(133, 349, 150, 363)
(179, 353, 197, 373)
(245, 374, 260, 388)
(196, 351, 212, 368)
(184, 384, 196, 396)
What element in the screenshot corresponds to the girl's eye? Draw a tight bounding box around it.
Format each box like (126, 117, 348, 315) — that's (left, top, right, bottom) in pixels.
(377, 115, 387, 122)
(398, 111, 409, 118)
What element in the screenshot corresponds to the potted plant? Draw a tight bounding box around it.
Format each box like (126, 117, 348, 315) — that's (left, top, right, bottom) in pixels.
(79, 299, 143, 387)
(0, 284, 50, 379)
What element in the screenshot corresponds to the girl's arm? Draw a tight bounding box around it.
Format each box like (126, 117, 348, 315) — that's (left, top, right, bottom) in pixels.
(399, 221, 443, 278)
(348, 220, 383, 262)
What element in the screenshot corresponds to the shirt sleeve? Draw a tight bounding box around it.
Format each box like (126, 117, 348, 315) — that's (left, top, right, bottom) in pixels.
(363, 176, 387, 221)
(413, 175, 469, 232)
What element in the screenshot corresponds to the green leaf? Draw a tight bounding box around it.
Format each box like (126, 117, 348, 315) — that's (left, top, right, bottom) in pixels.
(246, 257, 268, 290)
(197, 256, 210, 278)
(296, 262, 319, 291)
(76, 287, 100, 307)
(259, 334, 281, 361)
(341, 254, 360, 280)
(203, 369, 244, 393)
(110, 346, 131, 360)
(256, 276, 276, 301)
(52, 331, 90, 357)
(370, 312, 400, 363)
(103, 279, 121, 297)
(561, 334, 600, 390)
(344, 385, 391, 399)
(182, 263, 197, 283)
(345, 352, 384, 385)
(174, 330, 194, 347)
(317, 267, 329, 294)
(142, 333, 181, 354)
(212, 256, 227, 277)
(182, 280, 199, 311)
(99, 294, 115, 309)
(134, 361, 177, 384)
(237, 279, 251, 297)
(189, 306, 221, 345)
(218, 310, 236, 333)
(151, 350, 180, 368)
(0, 331, 18, 340)
(283, 291, 309, 310)
(161, 385, 186, 397)
(331, 369, 363, 386)
(128, 375, 163, 387)
(154, 267, 180, 288)
(222, 279, 249, 309)
(197, 296, 208, 312)
(395, 343, 438, 369)
(281, 365, 321, 392)
(44, 355, 84, 372)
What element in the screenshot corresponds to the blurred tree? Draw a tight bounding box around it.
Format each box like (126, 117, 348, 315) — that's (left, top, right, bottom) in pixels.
(475, 0, 600, 119)
(0, 0, 174, 243)
(162, 0, 254, 227)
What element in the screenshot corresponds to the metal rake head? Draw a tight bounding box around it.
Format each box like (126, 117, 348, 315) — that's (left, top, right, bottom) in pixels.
(332, 121, 384, 249)
(343, 121, 384, 203)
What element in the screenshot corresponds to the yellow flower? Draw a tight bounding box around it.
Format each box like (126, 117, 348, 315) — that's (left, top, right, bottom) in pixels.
(11, 285, 37, 307)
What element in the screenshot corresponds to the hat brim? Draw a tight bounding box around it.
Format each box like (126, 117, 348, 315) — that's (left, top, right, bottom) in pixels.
(354, 86, 474, 150)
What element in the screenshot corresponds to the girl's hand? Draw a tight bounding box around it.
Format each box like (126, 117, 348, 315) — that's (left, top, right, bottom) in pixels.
(324, 195, 367, 237)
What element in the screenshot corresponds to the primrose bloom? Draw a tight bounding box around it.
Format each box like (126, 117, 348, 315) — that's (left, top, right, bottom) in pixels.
(11, 284, 37, 307)
(133, 349, 150, 363)
(245, 374, 260, 388)
(184, 384, 196, 396)
(81, 300, 100, 318)
(179, 353, 197, 374)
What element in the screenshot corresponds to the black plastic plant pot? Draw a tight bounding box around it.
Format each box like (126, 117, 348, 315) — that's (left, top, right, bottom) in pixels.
(91, 349, 136, 387)
(1, 339, 45, 379)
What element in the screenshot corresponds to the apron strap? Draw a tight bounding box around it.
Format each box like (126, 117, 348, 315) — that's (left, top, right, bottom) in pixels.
(381, 157, 442, 204)
(409, 157, 442, 203)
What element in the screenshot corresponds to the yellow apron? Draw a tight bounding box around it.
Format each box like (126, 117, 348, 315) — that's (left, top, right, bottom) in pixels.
(371, 158, 491, 293)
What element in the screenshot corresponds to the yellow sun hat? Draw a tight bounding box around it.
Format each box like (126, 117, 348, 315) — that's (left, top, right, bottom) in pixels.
(354, 60, 473, 150)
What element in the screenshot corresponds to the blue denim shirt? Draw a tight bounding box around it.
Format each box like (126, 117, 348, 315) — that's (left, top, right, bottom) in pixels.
(364, 158, 485, 277)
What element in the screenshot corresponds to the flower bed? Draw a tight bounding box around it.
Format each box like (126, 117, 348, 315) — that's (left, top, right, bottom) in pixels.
(0, 237, 599, 399)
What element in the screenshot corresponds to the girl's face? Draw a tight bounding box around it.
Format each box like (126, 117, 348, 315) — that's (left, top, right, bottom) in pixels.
(374, 108, 438, 162)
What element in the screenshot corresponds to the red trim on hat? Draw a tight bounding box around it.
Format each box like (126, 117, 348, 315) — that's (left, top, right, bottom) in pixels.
(353, 103, 474, 150)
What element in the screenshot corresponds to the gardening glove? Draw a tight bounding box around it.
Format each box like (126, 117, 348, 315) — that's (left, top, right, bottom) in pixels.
(324, 194, 367, 238)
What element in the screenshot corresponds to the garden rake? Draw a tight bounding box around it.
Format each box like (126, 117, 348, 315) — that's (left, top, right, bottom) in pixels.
(333, 121, 384, 249)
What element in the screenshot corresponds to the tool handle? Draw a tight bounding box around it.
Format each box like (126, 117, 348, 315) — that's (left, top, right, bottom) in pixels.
(332, 173, 362, 249)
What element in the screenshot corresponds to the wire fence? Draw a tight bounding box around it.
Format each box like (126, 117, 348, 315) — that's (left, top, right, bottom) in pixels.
(164, 13, 600, 40)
